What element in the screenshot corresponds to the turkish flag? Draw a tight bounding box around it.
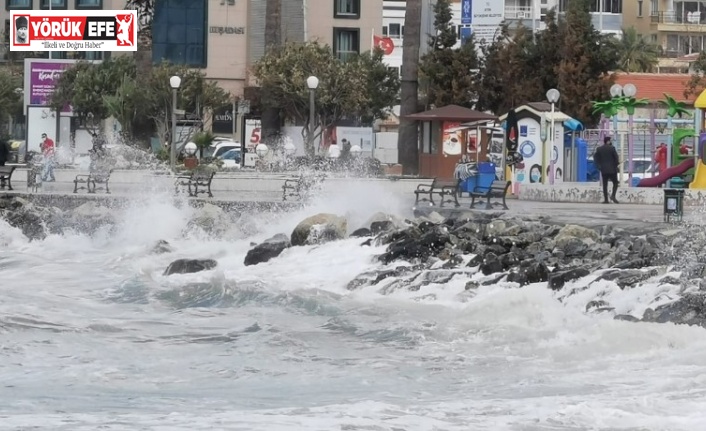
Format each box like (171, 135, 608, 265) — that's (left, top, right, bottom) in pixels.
(373, 35, 394, 55)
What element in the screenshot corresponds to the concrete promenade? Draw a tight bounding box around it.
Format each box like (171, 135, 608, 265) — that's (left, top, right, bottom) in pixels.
(0, 167, 699, 229)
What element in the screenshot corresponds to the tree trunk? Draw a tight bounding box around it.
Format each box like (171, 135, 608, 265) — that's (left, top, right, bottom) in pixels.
(261, 0, 282, 145)
(398, 0, 422, 175)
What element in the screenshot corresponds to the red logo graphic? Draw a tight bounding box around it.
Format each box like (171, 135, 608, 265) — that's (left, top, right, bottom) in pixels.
(114, 13, 134, 46)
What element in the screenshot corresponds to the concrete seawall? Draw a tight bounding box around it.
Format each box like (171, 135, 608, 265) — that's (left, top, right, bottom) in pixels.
(518, 182, 706, 206)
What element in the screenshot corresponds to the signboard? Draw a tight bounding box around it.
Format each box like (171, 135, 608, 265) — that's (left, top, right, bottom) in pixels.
(23, 59, 78, 113)
(460, 27, 472, 45)
(471, 0, 504, 26)
(244, 118, 261, 152)
(461, 0, 472, 25)
(336, 127, 374, 152)
(10, 10, 137, 52)
(212, 106, 234, 134)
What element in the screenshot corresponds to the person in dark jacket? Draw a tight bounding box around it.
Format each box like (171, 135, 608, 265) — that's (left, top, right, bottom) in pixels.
(594, 136, 620, 204)
(0, 139, 9, 188)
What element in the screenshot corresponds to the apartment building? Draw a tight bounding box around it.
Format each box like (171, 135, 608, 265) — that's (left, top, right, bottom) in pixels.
(623, 0, 706, 72)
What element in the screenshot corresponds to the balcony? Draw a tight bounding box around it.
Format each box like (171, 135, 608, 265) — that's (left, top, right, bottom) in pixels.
(651, 11, 706, 32)
(505, 5, 534, 20)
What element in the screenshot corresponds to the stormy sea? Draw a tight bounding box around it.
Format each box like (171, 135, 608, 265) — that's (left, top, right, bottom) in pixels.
(1, 182, 705, 431)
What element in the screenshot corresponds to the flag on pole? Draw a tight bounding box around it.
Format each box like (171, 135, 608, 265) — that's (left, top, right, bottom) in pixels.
(372, 35, 394, 55)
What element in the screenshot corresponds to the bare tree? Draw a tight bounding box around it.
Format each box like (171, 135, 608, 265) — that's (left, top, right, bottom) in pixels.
(397, 0, 422, 175)
(261, 0, 282, 145)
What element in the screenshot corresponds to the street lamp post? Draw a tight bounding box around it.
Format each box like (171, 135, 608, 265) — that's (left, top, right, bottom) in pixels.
(609, 83, 624, 183)
(169, 75, 182, 171)
(306, 76, 319, 155)
(622, 83, 638, 187)
(546, 88, 560, 185)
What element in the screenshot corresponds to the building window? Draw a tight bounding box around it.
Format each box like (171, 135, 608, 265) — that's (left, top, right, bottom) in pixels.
(76, 0, 102, 9)
(334, 0, 360, 19)
(333, 27, 359, 61)
(638, 0, 643, 16)
(152, 0, 207, 67)
(40, 0, 67, 9)
(650, 0, 658, 15)
(382, 26, 387, 36)
(388, 23, 402, 39)
(6, 0, 31, 9)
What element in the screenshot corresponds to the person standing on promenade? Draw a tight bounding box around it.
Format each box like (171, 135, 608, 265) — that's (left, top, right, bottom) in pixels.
(594, 136, 620, 204)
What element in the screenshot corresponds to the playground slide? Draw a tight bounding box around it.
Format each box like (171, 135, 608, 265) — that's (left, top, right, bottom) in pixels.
(689, 160, 706, 189)
(636, 158, 695, 187)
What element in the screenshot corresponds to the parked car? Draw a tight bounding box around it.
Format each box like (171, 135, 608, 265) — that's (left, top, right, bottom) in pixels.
(618, 158, 657, 184)
(217, 148, 242, 168)
(206, 140, 241, 159)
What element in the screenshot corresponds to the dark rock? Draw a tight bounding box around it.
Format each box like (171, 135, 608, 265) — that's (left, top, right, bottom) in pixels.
(361, 238, 373, 246)
(585, 299, 613, 313)
(559, 237, 588, 257)
(244, 234, 291, 266)
(163, 258, 218, 276)
(347, 266, 417, 290)
(370, 220, 395, 235)
(351, 228, 372, 238)
(442, 254, 465, 269)
(507, 261, 549, 286)
(481, 274, 506, 286)
(480, 252, 503, 275)
(548, 267, 591, 290)
(291, 213, 347, 246)
(467, 253, 484, 267)
(4, 209, 46, 241)
(614, 314, 640, 322)
(596, 269, 656, 289)
(641, 293, 706, 327)
(379, 225, 450, 264)
(151, 240, 174, 255)
(465, 280, 480, 290)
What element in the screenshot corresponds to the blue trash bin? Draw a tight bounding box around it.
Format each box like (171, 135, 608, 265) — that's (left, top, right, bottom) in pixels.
(461, 175, 478, 193)
(477, 162, 496, 193)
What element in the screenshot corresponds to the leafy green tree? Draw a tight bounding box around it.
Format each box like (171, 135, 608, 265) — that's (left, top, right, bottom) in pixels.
(0, 69, 23, 136)
(476, 24, 540, 115)
(52, 57, 230, 145)
(419, 0, 480, 108)
(253, 41, 399, 156)
(685, 52, 706, 99)
(556, 0, 617, 125)
(611, 27, 659, 73)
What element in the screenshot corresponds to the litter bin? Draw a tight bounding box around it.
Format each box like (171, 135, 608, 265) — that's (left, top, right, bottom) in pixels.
(477, 162, 496, 192)
(664, 189, 685, 222)
(460, 175, 478, 194)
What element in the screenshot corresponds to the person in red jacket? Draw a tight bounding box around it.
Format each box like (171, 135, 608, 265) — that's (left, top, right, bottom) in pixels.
(654, 143, 668, 173)
(40, 133, 56, 182)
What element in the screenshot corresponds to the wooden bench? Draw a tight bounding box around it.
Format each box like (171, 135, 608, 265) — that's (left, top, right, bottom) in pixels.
(0, 165, 16, 190)
(175, 169, 215, 197)
(470, 180, 511, 210)
(414, 178, 460, 207)
(74, 169, 113, 194)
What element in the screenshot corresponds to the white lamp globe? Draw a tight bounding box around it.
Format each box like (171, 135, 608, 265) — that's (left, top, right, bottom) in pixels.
(609, 84, 623, 97)
(546, 88, 560, 103)
(328, 144, 341, 159)
(255, 143, 269, 158)
(283, 140, 296, 156)
(184, 141, 197, 156)
(350, 144, 362, 157)
(307, 76, 319, 89)
(622, 83, 637, 98)
(169, 75, 182, 89)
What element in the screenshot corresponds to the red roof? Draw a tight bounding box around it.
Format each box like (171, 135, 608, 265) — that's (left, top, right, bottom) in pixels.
(613, 73, 694, 103)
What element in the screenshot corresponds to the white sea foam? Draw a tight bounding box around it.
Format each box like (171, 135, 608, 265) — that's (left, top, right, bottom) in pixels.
(0, 187, 704, 430)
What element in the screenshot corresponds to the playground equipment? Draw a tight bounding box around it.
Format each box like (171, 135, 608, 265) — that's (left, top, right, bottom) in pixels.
(688, 89, 706, 189)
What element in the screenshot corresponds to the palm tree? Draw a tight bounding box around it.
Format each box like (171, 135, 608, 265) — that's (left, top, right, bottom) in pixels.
(660, 94, 691, 119)
(125, 0, 154, 78)
(614, 27, 660, 73)
(397, 0, 422, 175)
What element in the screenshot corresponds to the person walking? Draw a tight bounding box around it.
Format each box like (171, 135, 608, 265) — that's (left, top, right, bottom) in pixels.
(40, 133, 56, 182)
(0, 139, 9, 188)
(594, 136, 620, 204)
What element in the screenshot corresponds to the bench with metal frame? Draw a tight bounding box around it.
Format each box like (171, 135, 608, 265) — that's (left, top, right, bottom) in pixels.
(470, 180, 511, 210)
(175, 169, 215, 198)
(414, 178, 460, 207)
(0, 165, 15, 190)
(74, 169, 113, 194)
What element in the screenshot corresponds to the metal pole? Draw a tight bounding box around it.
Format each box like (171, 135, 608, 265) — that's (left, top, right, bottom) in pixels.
(531, 0, 536, 41)
(308, 88, 315, 154)
(628, 113, 634, 186)
(599, 0, 603, 33)
(170, 87, 177, 171)
(549, 102, 555, 185)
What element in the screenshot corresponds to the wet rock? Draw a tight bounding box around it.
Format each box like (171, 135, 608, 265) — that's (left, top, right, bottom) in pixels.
(347, 265, 422, 290)
(547, 266, 591, 290)
(350, 228, 372, 238)
(507, 261, 549, 286)
(479, 252, 503, 275)
(244, 233, 291, 266)
(151, 240, 174, 254)
(614, 314, 640, 322)
(641, 293, 706, 327)
(291, 213, 347, 246)
(596, 268, 657, 289)
(187, 203, 231, 235)
(163, 258, 218, 276)
(370, 220, 395, 235)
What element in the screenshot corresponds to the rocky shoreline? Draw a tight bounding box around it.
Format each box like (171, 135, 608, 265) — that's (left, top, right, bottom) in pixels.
(2, 194, 704, 329)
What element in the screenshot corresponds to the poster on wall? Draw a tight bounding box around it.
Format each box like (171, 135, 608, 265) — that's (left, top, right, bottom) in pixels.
(24, 60, 76, 113)
(336, 127, 373, 152)
(26, 106, 57, 153)
(442, 122, 463, 156)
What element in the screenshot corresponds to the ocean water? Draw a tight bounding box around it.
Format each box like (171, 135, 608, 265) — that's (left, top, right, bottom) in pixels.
(1, 185, 705, 431)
